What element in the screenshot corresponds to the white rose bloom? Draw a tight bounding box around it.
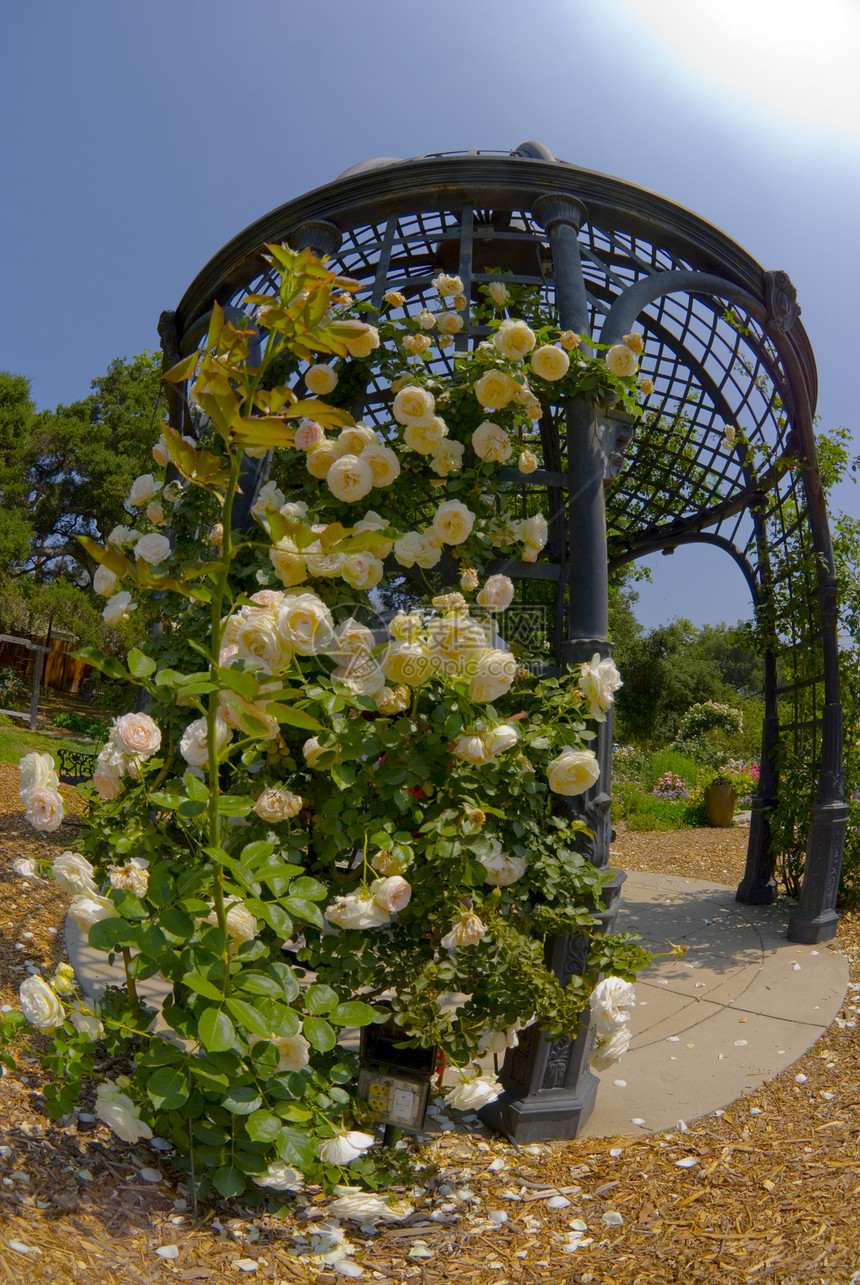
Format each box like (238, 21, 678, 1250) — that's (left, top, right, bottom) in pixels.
(294, 418, 325, 451)
(335, 657, 386, 698)
(547, 747, 600, 796)
(236, 608, 292, 671)
(146, 500, 165, 526)
(212, 899, 259, 946)
(622, 331, 645, 355)
(517, 513, 549, 553)
(518, 450, 539, 474)
(68, 894, 120, 931)
(493, 318, 536, 361)
(474, 369, 517, 410)
(250, 480, 287, 523)
(253, 787, 303, 822)
(589, 1024, 632, 1072)
(23, 786, 65, 832)
(453, 734, 490, 765)
(392, 385, 435, 426)
(70, 1009, 104, 1041)
(433, 273, 464, 296)
(93, 761, 124, 800)
(103, 591, 135, 626)
(467, 649, 517, 703)
(325, 893, 391, 930)
(319, 1131, 376, 1166)
(590, 976, 636, 1034)
(530, 344, 570, 381)
(605, 343, 639, 378)
(341, 553, 384, 590)
(269, 544, 308, 588)
(579, 652, 623, 717)
(437, 310, 464, 335)
(19, 975, 65, 1033)
(444, 1073, 503, 1111)
(305, 440, 340, 479)
(404, 416, 448, 455)
(327, 454, 374, 503)
(152, 434, 169, 467)
(639, 376, 654, 396)
(472, 421, 512, 463)
(378, 643, 432, 690)
(250, 590, 285, 609)
(460, 566, 479, 591)
(430, 438, 465, 476)
(92, 564, 118, 596)
(338, 424, 376, 454)
(114, 712, 161, 760)
(361, 442, 400, 487)
(108, 857, 149, 898)
(330, 617, 376, 664)
(52, 850, 98, 896)
(134, 533, 171, 564)
(477, 574, 515, 613)
(218, 690, 280, 741)
(440, 912, 487, 951)
(370, 875, 412, 914)
(19, 751, 59, 797)
(253, 1162, 303, 1191)
(95, 1081, 153, 1144)
(417, 309, 436, 330)
(487, 280, 511, 307)
(483, 724, 519, 757)
(432, 499, 475, 546)
(329, 1186, 412, 1223)
(426, 613, 489, 672)
(305, 364, 338, 395)
(258, 1031, 311, 1072)
(389, 611, 422, 641)
(128, 473, 162, 507)
(375, 685, 411, 716)
(277, 591, 335, 655)
(179, 714, 232, 767)
(12, 856, 41, 881)
(481, 841, 527, 887)
(344, 323, 380, 359)
(478, 1021, 523, 1056)
(403, 333, 431, 355)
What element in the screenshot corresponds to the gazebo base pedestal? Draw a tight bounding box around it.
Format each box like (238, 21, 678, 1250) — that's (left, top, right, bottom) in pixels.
(479, 1026, 599, 1143)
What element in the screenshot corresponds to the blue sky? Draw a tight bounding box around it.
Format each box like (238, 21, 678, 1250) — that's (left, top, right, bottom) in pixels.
(2, 0, 858, 629)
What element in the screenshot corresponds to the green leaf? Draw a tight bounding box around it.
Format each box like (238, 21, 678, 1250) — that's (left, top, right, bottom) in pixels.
(235, 972, 284, 1000)
(127, 647, 157, 679)
(184, 972, 224, 1002)
(223, 1085, 263, 1115)
(147, 791, 183, 812)
(330, 762, 355, 791)
(239, 840, 276, 868)
(146, 1067, 189, 1111)
(245, 1109, 282, 1144)
(288, 876, 328, 902)
(253, 901, 293, 937)
(274, 1101, 312, 1123)
(282, 896, 324, 929)
(190, 1061, 230, 1092)
(302, 1015, 336, 1052)
(184, 775, 209, 802)
(263, 704, 323, 731)
(267, 961, 300, 1002)
(329, 1001, 377, 1027)
(304, 984, 338, 1015)
(178, 799, 207, 818)
(159, 908, 196, 941)
(217, 795, 254, 817)
(213, 1165, 246, 1198)
(226, 997, 273, 1039)
(75, 645, 131, 682)
(197, 1008, 235, 1052)
(88, 917, 138, 951)
(277, 1126, 317, 1169)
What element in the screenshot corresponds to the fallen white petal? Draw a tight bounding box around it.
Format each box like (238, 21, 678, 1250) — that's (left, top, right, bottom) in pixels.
(9, 1241, 41, 1256)
(612, 1080, 627, 1088)
(631, 1117, 646, 1126)
(156, 1246, 179, 1259)
(334, 1262, 364, 1279)
(602, 1210, 623, 1225)
(234, 1260, 258, 1271)
(735, 1040, 748, 1047)
(795, 1073, 808, 1084)
(138, 1167, 163, 1183)
(675, 1157, 697, 1169)
(488, 1210, 508, 1224)
(546, 1196, 571, 1209)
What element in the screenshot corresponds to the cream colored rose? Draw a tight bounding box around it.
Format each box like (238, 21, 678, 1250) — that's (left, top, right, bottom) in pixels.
(327, 454, 374, 503)
(236, 609, 293, 670)
(305, 549, 345, 578)
(605, 344, 639, 378)
(493, 318, 536, 361)
(253, 787, 303, 822)
(426, 613, 489, 671)
(303, 735, 340, 768)
(334, 656, 386, 699)
(19, 975, 65, 1033)
(146, 500, 165, 526)
(477, 574, 515, 613)
(341, 553, 384, 590)
(518, 450, 539, 474)
(258, 1032, 311, 1072)
(384, 289, 406, 307)
(152, 434, 169, 467)
(108, 857, 149, 898)
(381, 642, 436, 687)
(468, 649, 517, 703)
(305, 364, 338, 394)
(559, 330, 582, 350)
(481, 841, 527, 886)
(24, 786, 65, 832)
(375, 685, 411, 715)
(389, 611, 422, 641)
(269, 544, 308, 587)
(460, 567, 479, 591)
(453, 734, 490, 765)
(472, 420, 512, 463)
(392, 385, 435, 426)
(102, 591, 135, 626)
(250, 589, 285, 608)
(403, 332, 431, 355)
(114, 712, 161, 760)
(179, 714, 232, 767)
(638, 376, 654, 396)
(404, 416, 448, 455)
(487, 280, 510, 307)
(134, 533, 171, 564)
(417, 309, 436, 330)
(474, 369, 517, 410)
(68, 893, 120, 930)
(250, 481, 286, 523)
(19, 751, 59, 796)
(344, 324, 380, 359)
(444, 1073, 503, 1110)
(518, 513, 549, 554)
(107, 524, 139, 548)
(325, 893, 390, 930)
(622, 331, 645, 355)
(303, 441, 338, 480)
(547, 747, 600, 796)
(338, 424, 376, 454)
(361, 442, 400, 487)
(93, 762, 124, 800)
(589, 1024, 632, 1071)
(330, 617, 375, 663)
(218, 689, 280, 740)
(71, 1010, 104, 1040)
(429, 438, 465, 476)
(294, 418, 324, 451)
(590, 976, 636, 1033)
(433, 273, 464, 296)
(128, 473, 162, 507)
(95, 1081, 153, 1144)
(483, 724, 519, 757)
(93, 564, 117, 596)
(371, 876, 412, 914)
(432, 499, 475, 545)
(530, 344, 570, 381)
(437, 310, 464, 335)
(277, 591, 334, 654)
(393, 531, 441, 569)
(440, 912, 486, 950)
(579, 652, 622, 717)
(220, 899, 259, 945)
(52, 851, 97, 895)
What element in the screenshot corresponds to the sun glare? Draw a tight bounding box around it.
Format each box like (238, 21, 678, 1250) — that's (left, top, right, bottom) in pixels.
(611, 0, 860, 145)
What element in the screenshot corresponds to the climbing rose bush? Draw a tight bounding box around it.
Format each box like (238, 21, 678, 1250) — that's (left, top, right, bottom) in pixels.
(3, 252, 648, 1202)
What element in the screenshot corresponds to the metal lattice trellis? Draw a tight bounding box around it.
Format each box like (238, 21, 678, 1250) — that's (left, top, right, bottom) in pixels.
(159, 142, 846, 1137)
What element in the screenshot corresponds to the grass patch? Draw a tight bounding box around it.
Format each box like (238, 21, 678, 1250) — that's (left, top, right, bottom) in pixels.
(0, 726, 96, 767)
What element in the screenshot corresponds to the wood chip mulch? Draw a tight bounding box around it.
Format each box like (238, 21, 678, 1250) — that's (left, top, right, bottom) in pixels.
(0, 762, 858, 1284)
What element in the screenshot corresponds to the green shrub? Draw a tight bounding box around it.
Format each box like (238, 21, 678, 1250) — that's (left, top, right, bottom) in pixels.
(612, 779, 704, 831)
(643, 749, 701, 792)
(52, 710, 106, 740)
(0, 667, 27, 708)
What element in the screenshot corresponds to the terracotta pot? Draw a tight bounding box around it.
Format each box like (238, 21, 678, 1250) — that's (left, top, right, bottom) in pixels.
(704, 782, 736, 828)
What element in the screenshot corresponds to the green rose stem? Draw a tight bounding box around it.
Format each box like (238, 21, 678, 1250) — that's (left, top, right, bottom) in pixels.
(206, 448, 244, 940)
